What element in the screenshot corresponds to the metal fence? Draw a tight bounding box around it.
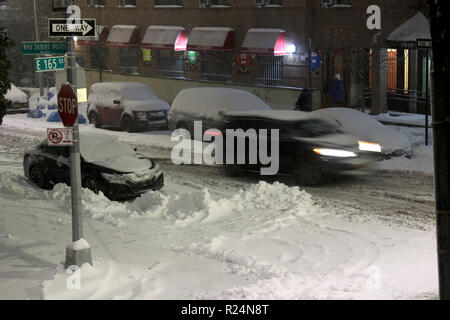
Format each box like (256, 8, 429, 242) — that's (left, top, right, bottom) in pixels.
(257, 56, 283, 86)
(156, 51, 184, 77)
(201, 52, 232, 82)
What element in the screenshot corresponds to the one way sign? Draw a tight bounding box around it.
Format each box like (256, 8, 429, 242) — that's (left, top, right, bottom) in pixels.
(48, 19, 96, 38)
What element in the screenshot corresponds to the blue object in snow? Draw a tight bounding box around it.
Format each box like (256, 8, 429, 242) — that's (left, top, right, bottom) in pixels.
(329, 79, 345, 103)
(27, 109, 46, 119)
(47, 111, 61, 122)
(47, 112, 87, 124)
(47, 103, 57, 110)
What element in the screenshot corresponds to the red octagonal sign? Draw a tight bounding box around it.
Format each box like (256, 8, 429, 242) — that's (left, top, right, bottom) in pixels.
(58, 84, 78, 127)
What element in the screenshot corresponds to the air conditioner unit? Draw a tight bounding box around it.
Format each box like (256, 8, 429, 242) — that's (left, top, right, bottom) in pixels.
(199, 0, 211, 9)
(256, 0, 270, 8)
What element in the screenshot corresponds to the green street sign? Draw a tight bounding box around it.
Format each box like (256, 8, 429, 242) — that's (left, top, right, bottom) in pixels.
(35, 56, 65, 73)
(22, 41, 67, 55)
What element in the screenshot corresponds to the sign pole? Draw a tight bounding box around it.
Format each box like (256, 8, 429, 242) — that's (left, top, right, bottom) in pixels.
(64, 35, 92, 268)
(33, 0, 44, 97)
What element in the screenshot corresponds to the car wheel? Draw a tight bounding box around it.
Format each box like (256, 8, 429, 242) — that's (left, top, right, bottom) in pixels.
(29, 165, 52, 189)
(89, 112, 101, 128)
(83, 177, 100, 194)
(121, 115, 134, 133)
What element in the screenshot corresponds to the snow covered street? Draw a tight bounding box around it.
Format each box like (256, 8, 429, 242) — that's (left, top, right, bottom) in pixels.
(0, 114, 439, 300)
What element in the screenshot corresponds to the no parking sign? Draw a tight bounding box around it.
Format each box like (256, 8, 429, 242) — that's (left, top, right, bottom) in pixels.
(47, 128, 74, 146)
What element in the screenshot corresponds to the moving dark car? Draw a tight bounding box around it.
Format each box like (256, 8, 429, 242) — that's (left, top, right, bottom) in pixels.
(23, 132, 164, 201)
(220, 110, 384, 181)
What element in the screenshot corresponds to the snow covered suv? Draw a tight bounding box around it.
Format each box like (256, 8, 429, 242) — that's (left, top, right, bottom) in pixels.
(4, 84, 29, 114)
(87, 82, 170, 132)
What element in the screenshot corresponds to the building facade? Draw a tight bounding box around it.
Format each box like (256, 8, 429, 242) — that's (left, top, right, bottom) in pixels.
(74, 0, 428, 112)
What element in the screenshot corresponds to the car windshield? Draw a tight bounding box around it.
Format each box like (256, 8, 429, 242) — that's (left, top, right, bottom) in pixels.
(80, 137, 136, 163)
(122, 86, 158, 101)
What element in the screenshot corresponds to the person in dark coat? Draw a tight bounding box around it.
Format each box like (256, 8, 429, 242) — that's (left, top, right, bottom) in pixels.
(295, 88, 312, 112)
(329, 74, 344, 107)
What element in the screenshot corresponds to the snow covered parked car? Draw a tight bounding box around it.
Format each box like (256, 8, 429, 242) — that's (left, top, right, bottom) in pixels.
(3, 84, 29, 114)
(310, 108, 413, 157)
(168, 87, 272, 139)
(87, 82, 170, 132)
(23, 132, 164, 201)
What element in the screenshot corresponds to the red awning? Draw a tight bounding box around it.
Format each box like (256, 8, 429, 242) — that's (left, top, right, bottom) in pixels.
(141, 26, 187, 51)
(77, 25, 109, 46)
(187, 27, 234, 51)
(106, 25, 140, 48)
(242, 29, 287, 56)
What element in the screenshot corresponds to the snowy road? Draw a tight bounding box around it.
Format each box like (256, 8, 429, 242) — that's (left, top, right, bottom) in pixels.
(0, 116, 438, 300)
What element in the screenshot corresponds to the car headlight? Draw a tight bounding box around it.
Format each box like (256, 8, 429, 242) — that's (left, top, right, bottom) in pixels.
(313, 148, 357, 158)
(136, 112, 147, 120)
(100, 173, 128, 184)
(358, 141, 382, 153)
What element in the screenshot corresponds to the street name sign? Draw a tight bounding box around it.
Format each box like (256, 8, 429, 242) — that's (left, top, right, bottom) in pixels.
(47, 128, 74, 147)
(417, 39, 432, 49)
(22, 41, 67, 55)
(48, 19, 96, 38)
(35, 56, 65, 73)
(58, 84, 78, 127)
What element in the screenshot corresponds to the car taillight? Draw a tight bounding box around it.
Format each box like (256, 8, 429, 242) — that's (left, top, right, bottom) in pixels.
(168, 111, 173, 119)
(205, 130, 222, 136)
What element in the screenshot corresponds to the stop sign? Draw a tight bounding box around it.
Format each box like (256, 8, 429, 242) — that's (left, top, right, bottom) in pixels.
(58, 84, 78, 127)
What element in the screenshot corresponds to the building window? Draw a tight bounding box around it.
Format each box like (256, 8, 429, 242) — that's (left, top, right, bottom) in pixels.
(87, 0, 105, 7)
(202, 52, 232, 82)
(90, 46, 108, 70)
(155, 0, 183, 6)
(256, 0, 282, 8)
(156, 50, 184, 77)
(210, 0, 231, 7)
(118, 0, 136, 6)
(321, 0, 352, 8)
(258, 56, 283, 86)
(387, 49, 397, 93)
(53, 0, 73, 11)
(119, 48, 139, 74)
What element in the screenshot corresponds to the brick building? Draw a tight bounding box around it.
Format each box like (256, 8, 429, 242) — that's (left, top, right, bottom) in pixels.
(74, 0, 428, 112)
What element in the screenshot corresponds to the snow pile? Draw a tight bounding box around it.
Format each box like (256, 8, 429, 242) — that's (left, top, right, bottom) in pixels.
(379, 145, 434, 174)
(311, 108, 412, 156)
(4, 84, 28, 103)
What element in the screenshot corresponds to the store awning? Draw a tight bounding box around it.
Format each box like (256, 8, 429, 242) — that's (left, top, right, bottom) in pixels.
(77, 25, 109, 46)
(387, 12, 431, 42)
(187, 27, 234, 51)
(242, 28, 287, 56)
(141, 26, 187, 51)
(106, 25, 140, 48)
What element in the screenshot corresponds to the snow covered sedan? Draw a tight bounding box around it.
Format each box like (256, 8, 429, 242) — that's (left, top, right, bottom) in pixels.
(3, 84, 29, 114)
(221, 110, 384, 181)
(23, 132, 164, 201)
(87, 82, 170, 132)
(168, 87, 272, 139)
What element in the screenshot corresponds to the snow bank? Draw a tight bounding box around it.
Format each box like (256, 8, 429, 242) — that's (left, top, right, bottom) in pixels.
(311, 108, 412, 156)
(379, 145, 434, 174)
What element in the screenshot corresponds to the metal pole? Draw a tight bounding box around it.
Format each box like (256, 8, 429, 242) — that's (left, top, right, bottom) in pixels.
(425, 49, 430, 146)
(67, 37, 82, 242)
(98, 5, 102, 83)
(33, 0, 44, 97)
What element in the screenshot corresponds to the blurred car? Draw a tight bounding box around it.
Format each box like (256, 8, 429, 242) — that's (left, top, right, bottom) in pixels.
(310, 108, 412, 157)
(23, 132, 164, 201)
(4, 84, 29, 114)
(168, 87, 272, 139)
(87, 82, 170, 132)
(220, 110, 384, 180)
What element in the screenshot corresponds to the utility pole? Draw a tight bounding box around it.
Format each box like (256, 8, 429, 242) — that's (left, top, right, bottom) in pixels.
(33, 0, 44, 97)
(428, 0, 450, 300)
